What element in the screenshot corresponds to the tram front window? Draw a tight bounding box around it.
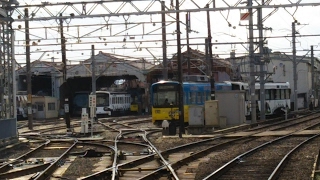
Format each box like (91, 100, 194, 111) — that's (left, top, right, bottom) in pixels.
(96, 93, 109, 106)
(153, 91, 177, 107)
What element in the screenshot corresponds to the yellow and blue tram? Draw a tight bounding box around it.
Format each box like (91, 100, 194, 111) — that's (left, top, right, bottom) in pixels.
(150, 80, 211, 125)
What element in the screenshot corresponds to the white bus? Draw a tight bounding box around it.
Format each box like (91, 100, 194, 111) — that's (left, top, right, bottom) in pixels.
(223, 81, 291, 119)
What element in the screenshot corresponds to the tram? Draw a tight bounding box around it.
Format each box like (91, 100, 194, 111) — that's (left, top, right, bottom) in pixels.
(95, 91, 131, 117)
(150, 79, 211, 125)
(219, 81, 291, 118)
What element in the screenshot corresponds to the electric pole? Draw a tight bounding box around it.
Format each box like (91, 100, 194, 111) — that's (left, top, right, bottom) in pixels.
(248, 0, 257, 123)
(91, 45, 96, 137)
(161, 1, 168, 80)
(258, 1, 265, 120)
(59, 13, 71, 131)
(25, 8, 33, 130)
(176, 0, 184, 137)
(311, 45, 314, 109)
(292, 21, 298, 111)
(206, 4, 214, 99)
(186, 12, 191, 74)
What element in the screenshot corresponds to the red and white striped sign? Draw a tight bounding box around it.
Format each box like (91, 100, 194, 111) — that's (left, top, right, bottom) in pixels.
(240, 12, 250, 21)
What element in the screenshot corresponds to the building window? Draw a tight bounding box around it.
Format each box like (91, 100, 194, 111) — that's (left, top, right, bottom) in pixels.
(48, 103, 55, 111)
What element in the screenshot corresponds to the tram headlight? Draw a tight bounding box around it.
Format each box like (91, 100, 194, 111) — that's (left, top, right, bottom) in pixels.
(103, 107, 109, 111)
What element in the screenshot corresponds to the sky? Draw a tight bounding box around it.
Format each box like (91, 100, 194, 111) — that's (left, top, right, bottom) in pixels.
(10, 0, 320, 65)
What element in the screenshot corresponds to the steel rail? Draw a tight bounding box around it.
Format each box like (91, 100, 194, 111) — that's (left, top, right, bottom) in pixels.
(311, 149, 320, 180)
(268, 133, 320, 180)
(0, 139, 50, 174)
(0, 163, 51, 179)
(34, 139, 78, 180)
(83, 112, 318, 179)
(139, 112, 320, 179)
(77, 141, 117, 180)
(141, 130, 180, 180)
(202, 118, 320, 180)
(112, 129, 150, 179)
(111, 132, 122, 180)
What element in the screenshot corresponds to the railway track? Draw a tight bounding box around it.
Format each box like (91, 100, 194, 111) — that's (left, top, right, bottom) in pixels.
(3, 112, 320, 179)
(202, 114, 320, 179)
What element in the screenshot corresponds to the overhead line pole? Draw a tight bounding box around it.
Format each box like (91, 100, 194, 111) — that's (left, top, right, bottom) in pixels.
(248, 0, 257, 123)
(161, 1, 168, 80)
(91, 45, 96, 137)
(25, 8, 33, 130)
(176, 0, 184, 138)
(186, 12, 191, 74)
(206, 3, 214, 99)
(292, 22, 298, 111)
(311, 45, 314, 109)
(59, 13, 71, 131)
(258, 0, 265, 120)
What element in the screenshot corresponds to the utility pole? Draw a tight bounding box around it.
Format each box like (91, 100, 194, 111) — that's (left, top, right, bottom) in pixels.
(258, 0, 265, 120)
(59, 13, 71, 131)
(206, 4, 214, 99)
(186, 12, 191, 74)
(205, 38, 209, 75)
(161, 1, 168, 80)
(292, 22, 298, 111)
(248, 0, 257, 123)
(91, 45, 96, 137)
(25, 8, 33, 130)
(311, 45, 314, 109)
(176, 0, 184, 137)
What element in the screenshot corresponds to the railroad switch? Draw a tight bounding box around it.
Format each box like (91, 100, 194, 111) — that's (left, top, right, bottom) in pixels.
(79, 149, 104, 157)
(36, 158, 44, 164)
(118, 150, 126, 160)
(140, 148, 150, 155)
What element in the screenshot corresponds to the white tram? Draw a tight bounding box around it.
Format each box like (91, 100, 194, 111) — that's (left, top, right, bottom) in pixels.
(223, 81, 291, 118)
(94, 91, 131, 116)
